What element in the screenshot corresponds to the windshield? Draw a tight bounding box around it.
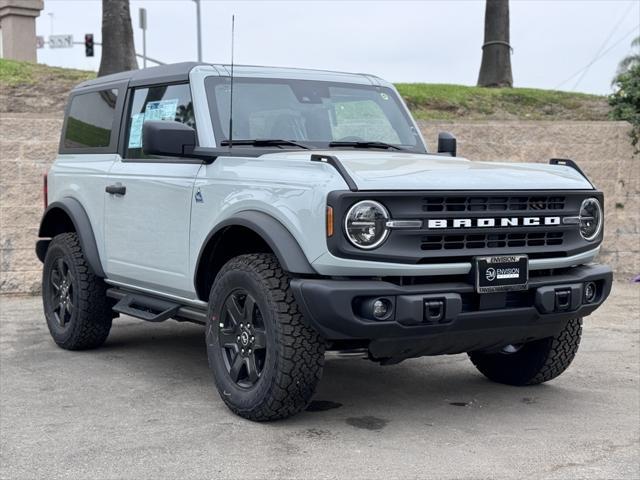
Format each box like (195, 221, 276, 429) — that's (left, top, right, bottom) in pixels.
(205, 77, 426, 153)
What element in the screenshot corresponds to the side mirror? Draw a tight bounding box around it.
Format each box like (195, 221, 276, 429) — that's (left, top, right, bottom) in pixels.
(142, 120, 196, 157)
(437, 132, 457, 157)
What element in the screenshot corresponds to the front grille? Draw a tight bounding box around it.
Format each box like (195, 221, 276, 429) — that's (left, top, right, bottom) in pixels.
(421, 231, 565, 251)
(326, 190, 598, 265)
(422, 195, 566, 212)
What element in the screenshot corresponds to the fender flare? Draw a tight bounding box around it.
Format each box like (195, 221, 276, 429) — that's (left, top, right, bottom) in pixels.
(37, 198, 105, 277)
(194, 210, 316, 285)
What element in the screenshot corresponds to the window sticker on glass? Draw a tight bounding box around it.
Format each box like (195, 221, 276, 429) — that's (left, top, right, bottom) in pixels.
(128, 113, 145, 148)
(145, 98, 179, 121)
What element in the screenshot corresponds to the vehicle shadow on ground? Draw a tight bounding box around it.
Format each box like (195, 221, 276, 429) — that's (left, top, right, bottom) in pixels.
(97, 319, 568, 425)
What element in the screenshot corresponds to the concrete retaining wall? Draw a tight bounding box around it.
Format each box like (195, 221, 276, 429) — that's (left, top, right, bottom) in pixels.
(1, 114, 63, 294)
(0, 114, 637, 295)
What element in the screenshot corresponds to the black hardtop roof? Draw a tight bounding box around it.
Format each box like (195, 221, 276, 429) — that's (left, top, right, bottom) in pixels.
(75, 62, 206, 90)
(73, 62, 381, 92)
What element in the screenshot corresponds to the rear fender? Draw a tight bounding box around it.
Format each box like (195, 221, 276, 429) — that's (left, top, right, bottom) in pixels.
(37, 198, 105, 277)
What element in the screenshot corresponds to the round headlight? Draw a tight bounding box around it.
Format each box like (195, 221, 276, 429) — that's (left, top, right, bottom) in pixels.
(344, 200, 390, 249)
(579, 198, 603, 241)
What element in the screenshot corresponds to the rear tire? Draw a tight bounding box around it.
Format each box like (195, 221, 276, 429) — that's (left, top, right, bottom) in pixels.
(468, 317, 582, 386)
(205, 253, 325, 421)
(42, 232, 112, 350)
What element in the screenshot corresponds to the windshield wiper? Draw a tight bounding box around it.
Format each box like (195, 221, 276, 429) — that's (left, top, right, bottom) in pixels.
(328, 141, 404, 151)
(220, 139, 310, 150)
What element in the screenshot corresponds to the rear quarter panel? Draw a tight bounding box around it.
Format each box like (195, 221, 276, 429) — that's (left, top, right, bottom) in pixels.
(47, 153, 118, 268)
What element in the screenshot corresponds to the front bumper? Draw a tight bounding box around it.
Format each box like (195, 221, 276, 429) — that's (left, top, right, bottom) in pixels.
(309, 247, 601, 277)
(290, 263, 612, 361)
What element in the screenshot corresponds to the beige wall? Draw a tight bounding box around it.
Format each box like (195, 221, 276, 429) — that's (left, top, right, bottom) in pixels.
(0, 114, 638, 295)
(1, 115, 60, 294)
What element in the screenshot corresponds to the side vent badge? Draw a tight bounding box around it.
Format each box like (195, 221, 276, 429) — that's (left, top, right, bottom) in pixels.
(195, 189, 204, 203)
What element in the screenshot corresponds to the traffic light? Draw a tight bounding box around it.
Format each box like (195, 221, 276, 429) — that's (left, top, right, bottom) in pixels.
(85, 34, 94, 57)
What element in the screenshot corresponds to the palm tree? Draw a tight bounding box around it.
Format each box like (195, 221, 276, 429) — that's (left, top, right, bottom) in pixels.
(98, 0, 138, 77)
(477, 0, 513, 88)
(615, 36, 639, 78)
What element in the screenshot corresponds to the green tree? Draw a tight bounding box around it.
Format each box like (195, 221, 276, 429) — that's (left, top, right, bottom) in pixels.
(615, 36, 640, 79)
(609, 63, 640, 153)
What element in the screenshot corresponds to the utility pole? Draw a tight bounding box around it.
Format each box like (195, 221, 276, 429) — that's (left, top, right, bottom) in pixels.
(193, 0, 202, 61)
(47, 12, 54, 35)
(139, 8, 147, 68)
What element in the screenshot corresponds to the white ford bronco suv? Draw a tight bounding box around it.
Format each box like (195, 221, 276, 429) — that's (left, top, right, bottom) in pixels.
(37, 62, 612, 421)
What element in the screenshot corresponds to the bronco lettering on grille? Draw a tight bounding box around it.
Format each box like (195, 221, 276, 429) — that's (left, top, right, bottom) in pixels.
(427, 217, 562, 229)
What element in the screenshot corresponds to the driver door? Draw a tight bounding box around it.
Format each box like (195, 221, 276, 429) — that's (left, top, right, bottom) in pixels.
(104, 83, 202, 297)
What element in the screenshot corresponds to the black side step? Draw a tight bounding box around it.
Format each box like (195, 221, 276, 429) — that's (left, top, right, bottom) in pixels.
(106, 288, 207, 325)
(112, 294, 179, 322)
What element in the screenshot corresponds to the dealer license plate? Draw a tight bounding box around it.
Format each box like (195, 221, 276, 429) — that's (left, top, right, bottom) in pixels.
(475, 255, 528, 293)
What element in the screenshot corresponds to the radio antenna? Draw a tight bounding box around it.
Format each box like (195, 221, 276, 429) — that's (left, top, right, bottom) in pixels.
(228, 14, 235, 149)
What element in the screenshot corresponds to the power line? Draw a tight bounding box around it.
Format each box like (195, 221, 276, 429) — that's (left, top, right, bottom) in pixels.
(571, 2, 635, 91)
(555, 24, 640, 90)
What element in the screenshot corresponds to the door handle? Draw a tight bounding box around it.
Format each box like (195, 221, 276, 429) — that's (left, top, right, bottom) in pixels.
(105, 184, 126, 195)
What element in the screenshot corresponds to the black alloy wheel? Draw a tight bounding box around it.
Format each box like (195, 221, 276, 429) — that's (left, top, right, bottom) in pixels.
(205, 253, 325, 421)
(218, 289, 268, 388)
(48, 257, 75, 328)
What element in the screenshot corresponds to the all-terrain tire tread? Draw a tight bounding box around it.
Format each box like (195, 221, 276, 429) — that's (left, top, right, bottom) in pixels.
(44, 233, 112, 350)
(210, 253, 324, 421)
(469, 317, 582, 386)
(526, 317, 582, 384)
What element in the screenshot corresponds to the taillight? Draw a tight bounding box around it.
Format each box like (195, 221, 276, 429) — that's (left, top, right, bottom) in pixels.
(43, 173, 48, 209)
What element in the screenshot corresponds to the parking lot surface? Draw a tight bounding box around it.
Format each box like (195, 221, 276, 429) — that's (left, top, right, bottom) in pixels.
(1, 282, 638, 479)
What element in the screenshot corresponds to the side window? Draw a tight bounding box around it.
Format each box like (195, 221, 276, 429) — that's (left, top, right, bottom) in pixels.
(125, 83, 196, 158)
(63, 89, 118, 149)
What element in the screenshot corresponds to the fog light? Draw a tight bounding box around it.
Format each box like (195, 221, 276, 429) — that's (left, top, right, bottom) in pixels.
(357, 297, 395, 321)
(584, 282, 597, 303)
(373, 299, 391, 319)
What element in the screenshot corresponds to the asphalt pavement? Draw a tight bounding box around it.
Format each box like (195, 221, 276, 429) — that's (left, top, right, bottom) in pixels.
(1, 282, 638, 479)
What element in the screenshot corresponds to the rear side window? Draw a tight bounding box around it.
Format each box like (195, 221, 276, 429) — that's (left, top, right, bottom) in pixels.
(63, 89, 118, 149)
(125, 83, 196, 158)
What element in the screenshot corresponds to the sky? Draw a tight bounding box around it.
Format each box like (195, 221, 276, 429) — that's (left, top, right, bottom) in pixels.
(36, 0, 640, 95)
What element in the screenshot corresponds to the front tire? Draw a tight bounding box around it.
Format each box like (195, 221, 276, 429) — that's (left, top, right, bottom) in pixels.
(205, 254, 325, 421)
(42, 232, 112, 350)
(469, 317, 582, 386)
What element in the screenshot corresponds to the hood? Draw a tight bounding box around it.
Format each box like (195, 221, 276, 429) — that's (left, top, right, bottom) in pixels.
(336, 152, 593, 191)
(271, 151, 593, 191)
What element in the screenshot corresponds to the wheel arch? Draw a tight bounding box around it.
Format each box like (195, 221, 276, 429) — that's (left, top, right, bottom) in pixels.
(194, 211, 316, 301)
(37, 198, 105, 277)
